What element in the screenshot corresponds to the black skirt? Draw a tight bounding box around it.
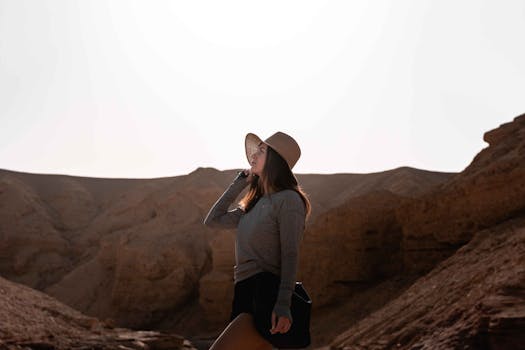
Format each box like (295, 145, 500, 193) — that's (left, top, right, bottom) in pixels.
(230, 271, 281, 342)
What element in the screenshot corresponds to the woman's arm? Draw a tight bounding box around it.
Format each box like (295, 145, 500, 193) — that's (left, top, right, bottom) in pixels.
(203, 171, 249, 229)
(272, 191, 306, 323)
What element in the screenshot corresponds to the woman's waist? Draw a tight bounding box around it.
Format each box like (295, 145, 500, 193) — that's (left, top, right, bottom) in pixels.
(234, 260, 280, 284)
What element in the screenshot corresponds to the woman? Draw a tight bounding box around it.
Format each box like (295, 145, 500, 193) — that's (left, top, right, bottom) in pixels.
(204, 131, 311, 350)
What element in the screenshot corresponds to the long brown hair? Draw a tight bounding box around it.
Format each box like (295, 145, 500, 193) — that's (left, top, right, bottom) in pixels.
(239, 146, 311, 219)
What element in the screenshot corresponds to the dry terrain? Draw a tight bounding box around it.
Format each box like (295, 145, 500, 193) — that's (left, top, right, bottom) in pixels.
(1, 113, 524, 349)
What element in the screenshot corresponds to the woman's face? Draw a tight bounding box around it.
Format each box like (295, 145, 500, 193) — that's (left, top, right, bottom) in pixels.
(250, 143, 267, 176)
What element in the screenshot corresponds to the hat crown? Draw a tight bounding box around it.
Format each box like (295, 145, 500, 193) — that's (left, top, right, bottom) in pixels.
(245, 131, 301, 169)
(264, 132, 301, 169)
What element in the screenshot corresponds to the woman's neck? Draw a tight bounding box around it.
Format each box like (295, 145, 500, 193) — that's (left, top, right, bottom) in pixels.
(260, 179, 276, 196)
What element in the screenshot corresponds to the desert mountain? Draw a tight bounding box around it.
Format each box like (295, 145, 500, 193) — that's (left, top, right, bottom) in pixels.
(301, 114, 525, 309)
(0, 158, 451, 334)
(0, 113, 523, 349)
(308, 113, 525, 349)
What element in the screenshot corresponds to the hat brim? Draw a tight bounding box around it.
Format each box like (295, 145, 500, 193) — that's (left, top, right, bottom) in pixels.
(245, 133, 264, 166)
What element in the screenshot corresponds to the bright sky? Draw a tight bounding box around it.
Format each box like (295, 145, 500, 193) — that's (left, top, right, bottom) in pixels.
(1, 0, 524, 178)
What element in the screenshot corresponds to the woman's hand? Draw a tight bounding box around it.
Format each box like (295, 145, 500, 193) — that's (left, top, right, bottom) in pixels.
(270, 311, 292, 334)
(240, 169, 252, 183)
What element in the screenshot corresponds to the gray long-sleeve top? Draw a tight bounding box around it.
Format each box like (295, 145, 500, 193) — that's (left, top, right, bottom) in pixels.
(203, 172, 306, 321)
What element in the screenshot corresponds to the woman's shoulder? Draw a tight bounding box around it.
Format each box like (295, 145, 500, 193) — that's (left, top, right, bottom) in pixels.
(271, 189, 304, 209)
(271, 188, 300, 198)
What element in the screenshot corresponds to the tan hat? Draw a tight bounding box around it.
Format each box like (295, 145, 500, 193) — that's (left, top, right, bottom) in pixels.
(245, 131, 301, 169)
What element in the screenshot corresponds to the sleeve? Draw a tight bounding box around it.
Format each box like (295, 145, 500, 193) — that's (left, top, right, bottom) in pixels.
(272, 191, 306, 322)
(203, 172, 249, 229)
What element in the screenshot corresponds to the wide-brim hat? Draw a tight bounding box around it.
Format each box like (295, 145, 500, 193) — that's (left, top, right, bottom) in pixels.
(245, 131, 301, 169)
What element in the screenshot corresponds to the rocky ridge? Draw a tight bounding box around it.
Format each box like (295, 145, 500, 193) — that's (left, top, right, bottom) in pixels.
(0, 164, 451, 334)
(309, 113, 525, 349)
(0, 113, 523, 348)
(300, 114, 525, 312)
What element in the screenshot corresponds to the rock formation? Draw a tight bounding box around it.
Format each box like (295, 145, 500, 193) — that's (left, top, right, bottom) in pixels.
(0, 275, 195, 349)
(308, 113, 525, 348)
(300, 190, 406, 306)
(0, 163, 451, 333)
(299, 113, 525, 312)
(196, 166, 453, 330)
(0, 112, 523, 349)
(398, 113, 525, 273)
(330, 216, 525, 349)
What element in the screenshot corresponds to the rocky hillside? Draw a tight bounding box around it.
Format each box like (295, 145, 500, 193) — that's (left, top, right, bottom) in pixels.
(398, 113, 525, 273)
(1, 112, 522, 349)
(0, 160, 451, 334)
(307, 113, 525, 349)
(300, 114, 525, 311)
(0, 275, 195, 349)
(330, 216, 525, 350)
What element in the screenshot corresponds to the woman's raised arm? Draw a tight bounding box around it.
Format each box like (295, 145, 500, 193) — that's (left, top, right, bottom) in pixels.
(203, 171, 249, 229)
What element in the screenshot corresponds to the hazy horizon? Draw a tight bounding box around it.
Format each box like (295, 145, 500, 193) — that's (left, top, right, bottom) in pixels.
(1, 1, 524, 179)
(0, 163, 460, 180)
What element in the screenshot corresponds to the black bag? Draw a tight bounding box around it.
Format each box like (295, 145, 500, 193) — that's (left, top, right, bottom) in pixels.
(279, 282, 312, 349)
(253, 272, 312, 349)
